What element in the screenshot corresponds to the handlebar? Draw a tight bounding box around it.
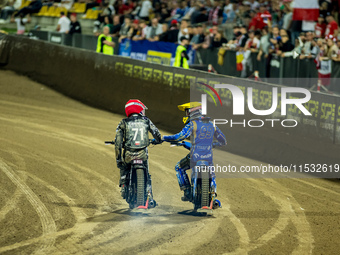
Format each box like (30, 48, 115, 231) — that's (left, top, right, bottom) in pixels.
(164, 140, 191, 150)
(105, 139, 161, 145)
(164, 140, 223, 150)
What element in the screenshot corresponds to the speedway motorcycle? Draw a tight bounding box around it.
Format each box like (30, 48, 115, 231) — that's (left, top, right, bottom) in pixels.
(166, 140, 222, 213)
(105, 140, 158, 210)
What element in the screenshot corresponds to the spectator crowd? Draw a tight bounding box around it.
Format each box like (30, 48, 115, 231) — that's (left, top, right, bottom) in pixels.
(1, 0, 340, 74)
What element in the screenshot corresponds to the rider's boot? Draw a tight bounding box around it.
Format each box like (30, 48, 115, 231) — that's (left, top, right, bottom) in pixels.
(181, 187, 192, 202)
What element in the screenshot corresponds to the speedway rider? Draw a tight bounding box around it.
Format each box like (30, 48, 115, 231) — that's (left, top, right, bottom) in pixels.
(163, 102, 227, 202)
(115, 99, 162, 202)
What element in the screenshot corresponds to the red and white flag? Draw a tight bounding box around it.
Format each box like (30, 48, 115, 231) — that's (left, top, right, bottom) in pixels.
(293, 0, 319, 21)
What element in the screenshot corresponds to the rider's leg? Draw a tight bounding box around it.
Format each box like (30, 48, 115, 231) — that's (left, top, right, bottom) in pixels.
(175, 154, 191, 201)
(119, 163, 129, 198)
(211, 170, 217, 193)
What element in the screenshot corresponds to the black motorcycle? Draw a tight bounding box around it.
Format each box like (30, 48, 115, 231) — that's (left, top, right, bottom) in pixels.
(105, 140, 158, 210)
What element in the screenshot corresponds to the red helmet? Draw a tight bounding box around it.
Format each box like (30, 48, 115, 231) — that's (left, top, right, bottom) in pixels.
(125, 99, 147, 117)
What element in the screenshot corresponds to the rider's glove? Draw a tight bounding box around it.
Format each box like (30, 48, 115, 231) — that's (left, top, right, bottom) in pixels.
(116, 160, 126, 169)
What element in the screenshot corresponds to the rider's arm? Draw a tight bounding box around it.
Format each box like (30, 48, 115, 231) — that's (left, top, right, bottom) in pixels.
(148, 119, 162, 144)
(163, 122, 193, 142)
(214, 126, 227, 146)
(115, 120, 125, 166)
(182, 141, 191, 150)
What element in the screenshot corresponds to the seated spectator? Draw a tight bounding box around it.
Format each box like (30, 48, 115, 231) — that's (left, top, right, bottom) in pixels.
(55, 0, 74, 11)
(190, 24, 205, 50)
(68, 13, 81, 35)
(0, 0, 19, 23)
(10, 12, 30, 34)
(13, 0, 42, 18)
(85, 0, 100, 13)
(96, 25, 115, 55)
(146, 17, 162, 41)
(57, 11, 70, 33)
(208, 0, 223, 25)
(118, 15, 131, 42)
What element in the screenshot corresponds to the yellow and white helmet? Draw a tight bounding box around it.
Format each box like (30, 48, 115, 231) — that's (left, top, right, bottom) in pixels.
(178, 102, 202, 124)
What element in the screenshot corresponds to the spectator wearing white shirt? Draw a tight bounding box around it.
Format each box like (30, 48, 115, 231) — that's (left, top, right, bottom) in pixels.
(249, 0, 260, 10)
(57, 12, 71, 33)
(146, 17, 163, 41)
(223, 0, 233, 14)
(54, 0, 74, 11)
(139, 0, 152, 22)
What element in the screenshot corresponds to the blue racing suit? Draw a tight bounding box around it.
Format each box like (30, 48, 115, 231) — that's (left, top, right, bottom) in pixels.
(163, 117, 227, 191)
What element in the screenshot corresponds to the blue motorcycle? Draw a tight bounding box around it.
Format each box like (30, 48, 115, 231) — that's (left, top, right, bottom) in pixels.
(167, 140, 222, 213)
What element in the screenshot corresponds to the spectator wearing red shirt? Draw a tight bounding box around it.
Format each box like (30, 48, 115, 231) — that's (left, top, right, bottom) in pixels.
(257, 4, 272, 26)
(325, 13, 338, 37)
(315, 15, 326, 38)
(249, 10, 266, 31)
(118, 0, 134, 15)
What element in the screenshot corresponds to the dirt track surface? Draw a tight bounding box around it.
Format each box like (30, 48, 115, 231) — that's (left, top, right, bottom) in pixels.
(0, 70, 340, 255)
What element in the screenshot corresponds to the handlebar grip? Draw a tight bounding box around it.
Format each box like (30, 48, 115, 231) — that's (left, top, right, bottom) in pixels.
(105, 141, 115, 145)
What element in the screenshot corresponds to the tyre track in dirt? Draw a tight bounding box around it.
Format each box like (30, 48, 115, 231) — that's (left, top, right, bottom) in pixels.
(1, 70, 340, 254)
